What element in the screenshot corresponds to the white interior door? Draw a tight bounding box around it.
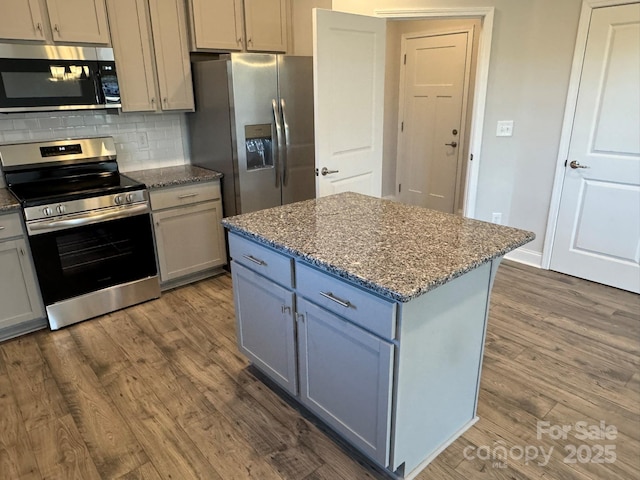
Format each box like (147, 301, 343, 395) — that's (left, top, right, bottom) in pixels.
(313, 9, 386, 198)
(550, 3, 640, 293)
(396, 31, 472, 213)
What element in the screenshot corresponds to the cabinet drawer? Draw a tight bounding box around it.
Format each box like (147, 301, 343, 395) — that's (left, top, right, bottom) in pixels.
(149, 181, 221, 210)
(229, 232, 293, 289)
(296, 262, 396, 340)
(0, 213, 24, 241)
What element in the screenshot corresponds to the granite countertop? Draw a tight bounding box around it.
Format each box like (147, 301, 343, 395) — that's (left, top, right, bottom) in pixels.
(124, 165, 223, 189)
(222, 192, 535, 302)
(0, 188, 20, 212)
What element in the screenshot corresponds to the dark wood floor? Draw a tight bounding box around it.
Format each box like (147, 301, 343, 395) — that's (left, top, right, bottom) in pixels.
(1, 261, 638, 480)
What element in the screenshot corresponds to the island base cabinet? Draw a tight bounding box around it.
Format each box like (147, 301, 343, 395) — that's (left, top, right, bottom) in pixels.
(232, 261, 298, 395)
(296, 297, 394, 467)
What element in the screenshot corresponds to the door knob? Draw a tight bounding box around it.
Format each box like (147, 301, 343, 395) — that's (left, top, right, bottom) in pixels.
(321, 167, 339, 176)
(569, 160, 589, 169)
(445, 141, 458, 148)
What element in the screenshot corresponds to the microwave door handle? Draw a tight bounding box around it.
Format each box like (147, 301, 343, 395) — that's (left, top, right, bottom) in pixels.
(272, 99, 283, 188)
(94, 62, 104, 104)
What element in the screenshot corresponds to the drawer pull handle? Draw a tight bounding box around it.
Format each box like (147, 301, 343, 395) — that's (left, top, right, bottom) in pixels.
(319, 291, 352, 308)
(243, 254, 266, 266)
(0, 226, 5, 230)
(178, 193, 199, 199)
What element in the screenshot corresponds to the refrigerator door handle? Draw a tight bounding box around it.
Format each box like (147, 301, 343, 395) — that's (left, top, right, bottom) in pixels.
(280, 98, 290, 187)
(272, 99, 283, 188)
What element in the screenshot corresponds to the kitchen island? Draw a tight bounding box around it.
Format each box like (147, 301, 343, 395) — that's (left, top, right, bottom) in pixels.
(222, 192, 534, 479)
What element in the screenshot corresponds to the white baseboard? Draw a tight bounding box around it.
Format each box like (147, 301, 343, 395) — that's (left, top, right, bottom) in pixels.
(505, 247, 543, 268)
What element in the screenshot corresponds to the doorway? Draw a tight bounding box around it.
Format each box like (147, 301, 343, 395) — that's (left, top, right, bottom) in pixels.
(392, 23, 478, 213)
(376, 10, 492, 218)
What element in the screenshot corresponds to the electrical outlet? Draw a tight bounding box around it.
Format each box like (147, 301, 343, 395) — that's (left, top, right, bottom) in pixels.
(492, 212, 502, 224)
(137, 132, 149, 150)
(496, 120, 514, 137)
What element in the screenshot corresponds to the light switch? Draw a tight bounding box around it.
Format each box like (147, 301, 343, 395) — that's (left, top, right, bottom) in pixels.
(496, 120, 514, 137)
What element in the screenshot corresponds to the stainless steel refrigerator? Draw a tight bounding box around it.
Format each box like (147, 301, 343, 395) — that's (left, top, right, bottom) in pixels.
(188, 53, 315, 217)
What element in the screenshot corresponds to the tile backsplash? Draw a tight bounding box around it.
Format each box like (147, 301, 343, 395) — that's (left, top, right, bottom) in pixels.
(0, 110, 190, 174)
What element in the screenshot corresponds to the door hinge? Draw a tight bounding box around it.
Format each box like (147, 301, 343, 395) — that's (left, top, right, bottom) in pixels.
(401, 121, 404, 132)
(404, 54, 406, 65)
(399, 183, 402, 193)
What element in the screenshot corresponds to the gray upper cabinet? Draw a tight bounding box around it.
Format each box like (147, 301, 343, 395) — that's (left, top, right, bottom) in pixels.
(187, 0, 287, 53)
(0, 0, 110, 44)
(0, 213, 45, 341)
(106, 0, 194, 112)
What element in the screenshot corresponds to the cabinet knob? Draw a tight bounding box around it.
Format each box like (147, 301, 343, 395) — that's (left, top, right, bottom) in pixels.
(248, 38, 252, 45)
(54, 24, 60, 35)
(20, 247, 25, 256)
(36, 22, 43, 33)
(237, 37, 242, 45)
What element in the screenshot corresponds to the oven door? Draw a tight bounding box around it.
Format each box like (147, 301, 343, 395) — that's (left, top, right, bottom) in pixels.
(27, 211, 157, 306)
(0, 57, 102, 112)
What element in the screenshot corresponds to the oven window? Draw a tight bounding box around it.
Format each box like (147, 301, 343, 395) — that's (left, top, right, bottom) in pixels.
(28, 214, 157, 305)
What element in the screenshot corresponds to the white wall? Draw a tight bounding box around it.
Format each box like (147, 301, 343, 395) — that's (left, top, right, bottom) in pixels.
(333, 0, 583, 255)
(0, 111, 190, 174)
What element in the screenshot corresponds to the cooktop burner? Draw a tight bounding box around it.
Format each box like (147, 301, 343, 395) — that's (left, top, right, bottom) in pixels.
(9, 172, 144, 208)
(0, 137, 145, 208)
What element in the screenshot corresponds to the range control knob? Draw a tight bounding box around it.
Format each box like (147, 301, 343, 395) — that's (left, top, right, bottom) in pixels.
(125, 193, 134, 203)
(42, 206, 53, 217)
(56, 204, 66, 214)
(114, 195, 123, 205)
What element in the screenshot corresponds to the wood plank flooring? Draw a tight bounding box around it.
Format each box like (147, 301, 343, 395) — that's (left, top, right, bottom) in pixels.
(1, 261, 638, 480)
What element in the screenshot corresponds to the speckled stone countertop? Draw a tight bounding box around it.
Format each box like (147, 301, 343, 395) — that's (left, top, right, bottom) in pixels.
(0, 188, 20, 212)
(222, 192, 535, 302)
(124, 165, 222, 189)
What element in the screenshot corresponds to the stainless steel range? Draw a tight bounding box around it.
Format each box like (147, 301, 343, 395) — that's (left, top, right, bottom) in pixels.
(0, 137, 159, 330)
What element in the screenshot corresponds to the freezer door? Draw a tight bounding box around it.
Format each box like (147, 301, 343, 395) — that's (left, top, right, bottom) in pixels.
(278, 56, 316, 205)
(231, 53, 282, 214)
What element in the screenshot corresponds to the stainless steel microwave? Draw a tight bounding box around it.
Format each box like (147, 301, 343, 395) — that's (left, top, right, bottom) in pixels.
(0, 43, 120, 113)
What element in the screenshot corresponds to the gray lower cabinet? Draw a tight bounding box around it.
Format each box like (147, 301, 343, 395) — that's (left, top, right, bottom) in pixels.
(0, 213, 45, 341)
(232, 260, 298, 395)
(296, 297, 394, 466)
(150, 181, 227, 288)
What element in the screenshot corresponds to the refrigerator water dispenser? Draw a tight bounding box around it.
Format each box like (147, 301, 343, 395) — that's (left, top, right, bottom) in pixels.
(245, 124, 273, 171)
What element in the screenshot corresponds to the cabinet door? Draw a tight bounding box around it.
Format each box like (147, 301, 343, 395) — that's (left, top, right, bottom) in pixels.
(46, 0, 110, 44)
(297, 297, 393, 466)
(232, 261, 298, 395)
(243, 0, 287, 52)
(0, 239, 44, 330)
(188, 0, 244, 51)
(106, 0, 160, 112)
(0, 0, 46, 41)
(148, 0, 195, 111)
(153, 200, 225, 282)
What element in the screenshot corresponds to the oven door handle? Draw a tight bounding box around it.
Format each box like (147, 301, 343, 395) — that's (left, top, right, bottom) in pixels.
(27, 203, 150, 235)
